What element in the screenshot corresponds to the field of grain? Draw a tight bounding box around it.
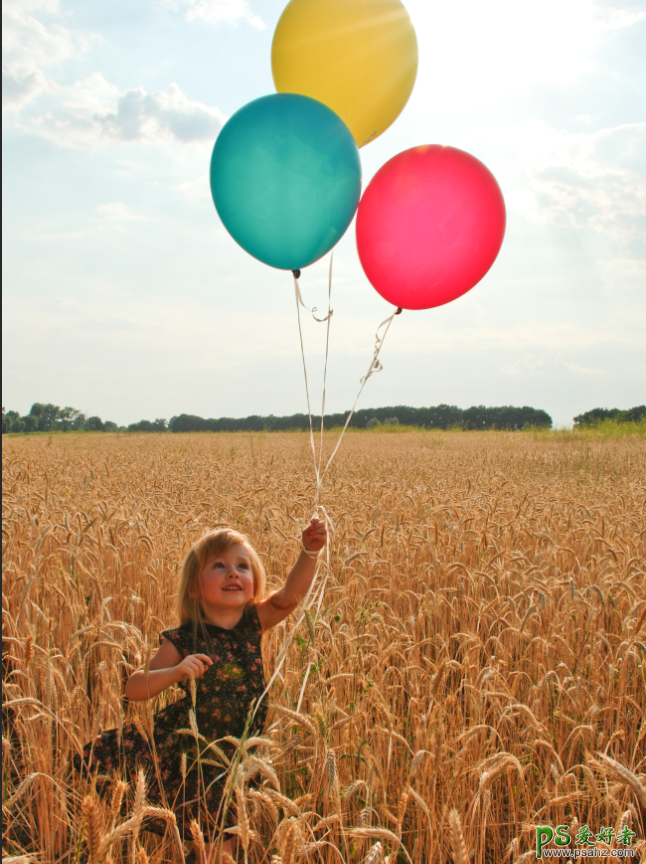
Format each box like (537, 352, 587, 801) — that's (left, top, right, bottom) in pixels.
(3, 430, 646, 863)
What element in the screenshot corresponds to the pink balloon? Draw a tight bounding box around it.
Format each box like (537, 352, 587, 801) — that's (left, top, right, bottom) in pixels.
(356, 145, 506, 310)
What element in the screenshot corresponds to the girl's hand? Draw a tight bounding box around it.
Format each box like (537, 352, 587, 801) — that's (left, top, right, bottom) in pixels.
(302, 517, 327, 555)
(174, 653, 213, 684)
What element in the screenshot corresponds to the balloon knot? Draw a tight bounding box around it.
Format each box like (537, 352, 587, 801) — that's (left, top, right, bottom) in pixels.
(292, 269, 301, 279)
(395, 307, 403, 315)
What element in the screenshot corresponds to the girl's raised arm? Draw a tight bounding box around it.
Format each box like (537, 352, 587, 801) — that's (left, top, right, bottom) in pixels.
(256, 517, 327, 633)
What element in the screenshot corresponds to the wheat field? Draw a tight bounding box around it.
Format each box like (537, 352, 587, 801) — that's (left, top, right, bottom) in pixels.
(2, 429, 646, 863)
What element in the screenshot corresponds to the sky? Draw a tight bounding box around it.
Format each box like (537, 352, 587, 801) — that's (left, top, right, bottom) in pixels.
(3, 0, 645, 429)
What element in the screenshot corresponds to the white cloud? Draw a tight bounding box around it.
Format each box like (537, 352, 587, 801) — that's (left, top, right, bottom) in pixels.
(2, 0, 84, 110)
(96, 202, 146, 220)
(168, 0, 264, 28)
(599, 5, 646, 29)
(4, 0, 225, 147)
(24, 72, 117, 144)
(96, 83, 225, 143)
(2, 66, 47, 109)
(505, 121, 646, 252)
(24, 76, 224, 147)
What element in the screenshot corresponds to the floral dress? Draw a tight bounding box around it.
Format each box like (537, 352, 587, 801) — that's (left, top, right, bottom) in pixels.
(74, 604, 267, 841)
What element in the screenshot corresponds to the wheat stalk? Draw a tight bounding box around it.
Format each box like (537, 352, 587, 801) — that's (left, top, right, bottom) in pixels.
(325, 750, 338, 796)
(235, 777, 251, 855)
(135, 847, 150, 864)
(363, 842, 384, 864)
(263, 787, 303, 817)
(81, 795, 103, 864)
(591, 752, 646, 812)
(280, 821, 297, 864)
(190, 820, 207, 854)
(448, 810, 469, 864)
(247, 788, 280, 826)
(109, 779, 128, 827)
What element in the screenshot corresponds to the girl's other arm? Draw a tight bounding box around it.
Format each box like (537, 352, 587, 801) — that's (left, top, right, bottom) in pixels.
(256, 518, 327, 632)
(124, 639, 213, 702)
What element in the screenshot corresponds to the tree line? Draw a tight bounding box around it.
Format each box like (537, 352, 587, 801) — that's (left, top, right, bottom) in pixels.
(5, 403, 643, 436)
(166, 404, 554, 432)
(573, 406, 645, 426)
(1, 403, 170, 434)
(3, 402, 554, 434)
(2, 403, 120, 434)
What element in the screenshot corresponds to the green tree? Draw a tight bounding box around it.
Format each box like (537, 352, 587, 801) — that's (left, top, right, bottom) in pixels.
(621, 405, 646, 423)
(3, 410, 23, 433)
(59, 406, 84, 431)
(574, 406, 645, 426)
(85, 416, 104, 431)
(29, 402, 61, 431)
(128, 420, 155, 432)
(573, 408, 619, 426)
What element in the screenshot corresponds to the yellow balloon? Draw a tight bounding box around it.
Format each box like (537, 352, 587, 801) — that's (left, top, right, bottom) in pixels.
(272, 0, 418, 148)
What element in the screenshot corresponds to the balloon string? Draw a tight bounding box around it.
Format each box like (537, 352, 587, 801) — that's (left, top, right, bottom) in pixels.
(319, 305, 402, 486)
(316, 254, 334, 512)
(290, 269, 401, 623)
(249, 263, 336, 732)
(293, 268, 324, 508)
(294, 275, 333, 324)
(247, 269, 401, 729)
(293, 259, 401, 502)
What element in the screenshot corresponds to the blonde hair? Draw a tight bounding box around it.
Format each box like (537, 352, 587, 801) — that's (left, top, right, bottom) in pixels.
(176, 527, 266, 626)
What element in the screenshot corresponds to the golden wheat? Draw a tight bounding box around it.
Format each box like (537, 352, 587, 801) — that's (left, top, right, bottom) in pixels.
(2, 429, 645, 862)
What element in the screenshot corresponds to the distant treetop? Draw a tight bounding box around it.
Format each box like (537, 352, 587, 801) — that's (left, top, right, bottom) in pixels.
(573, 406, 645, 426)
(2, 403, 118, 434)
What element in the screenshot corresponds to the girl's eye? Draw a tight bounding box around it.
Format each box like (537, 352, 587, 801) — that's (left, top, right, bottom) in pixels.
(238, 563, 249, 570)
(214, 562, 225, 569)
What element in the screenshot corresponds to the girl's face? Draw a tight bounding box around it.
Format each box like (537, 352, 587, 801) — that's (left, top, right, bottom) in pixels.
(192, 543, 255, 610)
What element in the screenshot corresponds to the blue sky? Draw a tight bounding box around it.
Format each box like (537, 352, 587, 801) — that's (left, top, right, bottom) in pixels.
(3, 0, 645, 427)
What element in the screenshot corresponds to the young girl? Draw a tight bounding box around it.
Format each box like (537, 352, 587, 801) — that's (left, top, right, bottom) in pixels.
(74, 518, 327, 862)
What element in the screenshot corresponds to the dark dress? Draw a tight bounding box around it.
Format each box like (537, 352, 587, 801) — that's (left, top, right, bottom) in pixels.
(73, 604, 268, 841)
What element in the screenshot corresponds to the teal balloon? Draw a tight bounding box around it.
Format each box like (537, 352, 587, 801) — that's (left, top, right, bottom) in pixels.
(210, 94, 361, 271)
